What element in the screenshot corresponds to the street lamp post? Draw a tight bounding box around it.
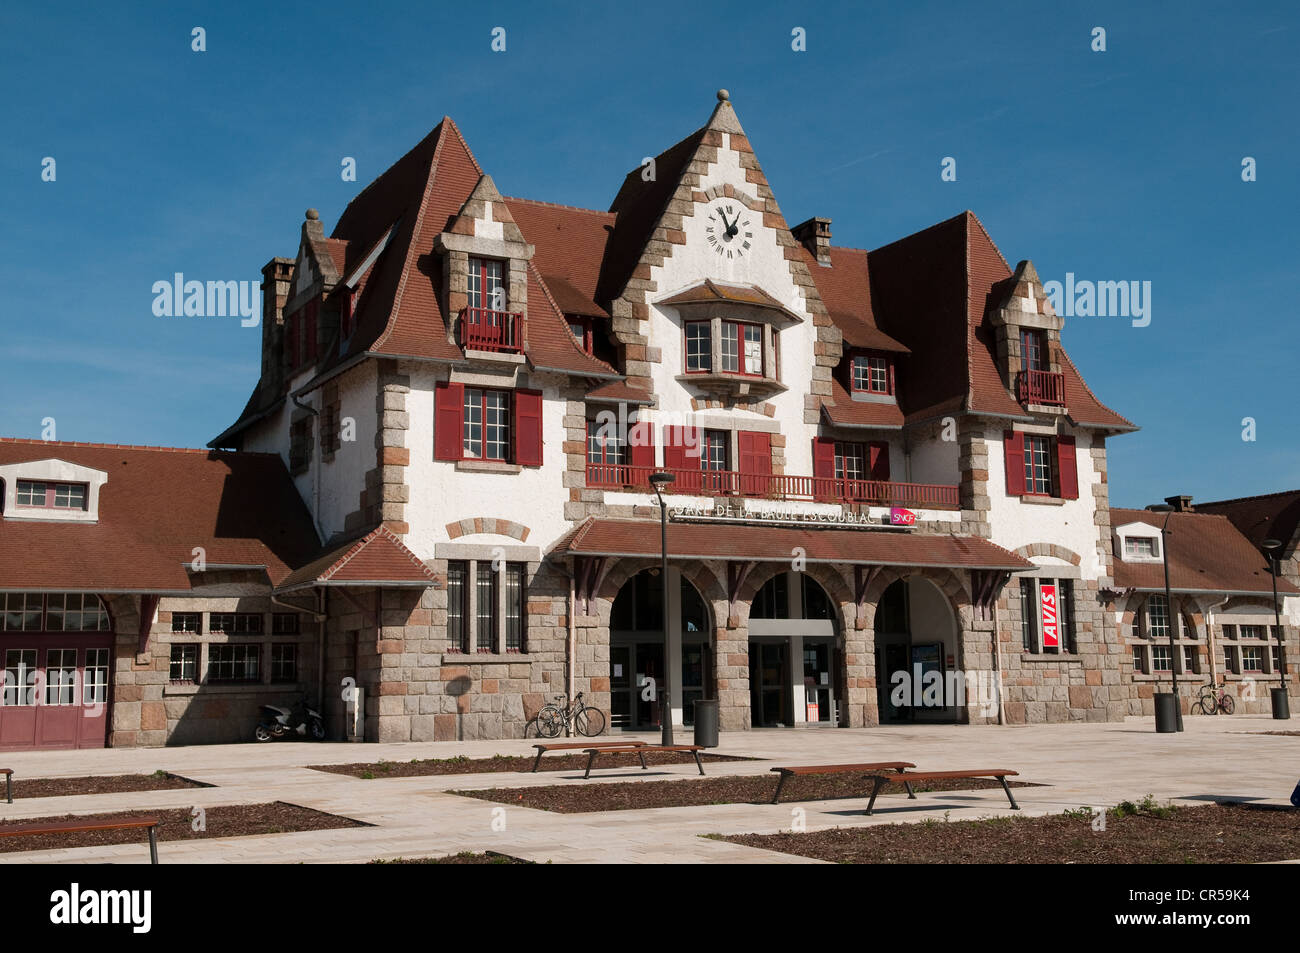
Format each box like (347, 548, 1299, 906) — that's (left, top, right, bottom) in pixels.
(1147, 504, 1182, 732)
(1263, 539, 1290, 720)
(649, 472, 675, 745)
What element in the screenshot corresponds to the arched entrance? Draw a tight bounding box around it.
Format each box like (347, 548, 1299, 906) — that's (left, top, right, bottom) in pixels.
(875, 577, 960, 723)
(748, 572, 840, 727)
(609, 569, 712, 730)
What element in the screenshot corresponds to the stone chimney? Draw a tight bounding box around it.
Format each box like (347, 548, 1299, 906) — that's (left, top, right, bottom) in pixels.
(791, 217, 832, 266)
(260, 257, 294, 394)
(1164, 494, 1195, 513)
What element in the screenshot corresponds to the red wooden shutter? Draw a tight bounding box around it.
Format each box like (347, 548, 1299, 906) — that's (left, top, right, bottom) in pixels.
(812, 437, 835, 478)
(1056, 434, 1078, 499)
(434, 381, 464, 461)
(514, 389, 543, 466)
(738, 431, 772, 475)
(1004, 430, 1026, 496)
(662, 425, 686, 470)
(628, 420, 655, 469)
(868, 441, 891, 481)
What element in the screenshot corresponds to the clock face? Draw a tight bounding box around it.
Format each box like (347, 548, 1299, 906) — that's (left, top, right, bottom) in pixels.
(705, 202, 753, 259)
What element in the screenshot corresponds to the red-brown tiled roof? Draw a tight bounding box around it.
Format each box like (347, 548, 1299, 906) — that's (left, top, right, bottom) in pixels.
(805, 247, 909, 353)
(821, 377, 906, 429)
(586, 379, 654, 405)
(504, 197, 614, 316)
(1110, 508, 1298, 594)
(1197, 491, 1300, 557)
(277, 526, 437, 591)
(661, 279, 798, 319)
(0, 439, 320, 592)
(551, 518, 1032, 571)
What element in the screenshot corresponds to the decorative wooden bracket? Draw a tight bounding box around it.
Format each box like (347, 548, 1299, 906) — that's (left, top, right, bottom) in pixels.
(138, 593, 160, 656)
(854, 566, 882, 629)
(971, 570, 1011, 621)
(727, 561, 758, 626)
(574, 556, 610, 615)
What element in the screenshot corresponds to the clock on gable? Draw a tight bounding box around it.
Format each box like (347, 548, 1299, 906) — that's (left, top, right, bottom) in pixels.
(705, 202, 753, 259)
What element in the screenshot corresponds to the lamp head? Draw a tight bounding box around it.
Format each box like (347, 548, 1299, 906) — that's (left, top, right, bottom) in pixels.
(649, 472, 676, 487)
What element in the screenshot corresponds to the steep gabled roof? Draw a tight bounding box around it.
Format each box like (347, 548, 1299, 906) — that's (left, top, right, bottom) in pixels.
(276, 525, 437, 591)
(504, 197, 614, 317)
(806, 246, 908, 353)
(1110, 508, 1298, 594)
(0, 439, 320, 591)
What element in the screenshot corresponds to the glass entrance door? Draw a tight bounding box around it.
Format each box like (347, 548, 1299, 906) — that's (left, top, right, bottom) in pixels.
(802, 640, 835, 723)
(749, 642, 789, 726)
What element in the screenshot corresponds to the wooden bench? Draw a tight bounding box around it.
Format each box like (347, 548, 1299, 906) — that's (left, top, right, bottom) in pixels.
(1, 769, 11, 804)
(583, 744, 705, 779)
(768, 762, 917, 804)
(863, 769, 1020, 815)
(0, 816, 161, 863)
(531, 740, 649, 773)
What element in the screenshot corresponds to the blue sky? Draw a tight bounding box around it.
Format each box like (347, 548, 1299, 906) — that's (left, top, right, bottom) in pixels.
(1, 0, 1297, 509)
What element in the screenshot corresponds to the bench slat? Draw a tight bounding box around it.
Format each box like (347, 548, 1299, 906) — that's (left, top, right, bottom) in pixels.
(0, 817, 160, 837)
(771, 762, 915, 776)
(886, 770, 1018, 781)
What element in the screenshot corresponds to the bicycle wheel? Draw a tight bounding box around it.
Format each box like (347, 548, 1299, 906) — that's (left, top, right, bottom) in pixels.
(575, 706, 606, 737)
(537, 705, 563, 738)
(1220, 694, 1235, 715)
(1198, 693, 1218, 716)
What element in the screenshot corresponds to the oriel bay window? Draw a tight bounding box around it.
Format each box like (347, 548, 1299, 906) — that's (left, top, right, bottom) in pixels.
(1003, 430, 1078, 500)
(685, 321, 711, 372)
(720, 321, 763, 375)
(434, 382, 543, 466)
(682, 318, 776, 381)
(445, 559, 528, 654)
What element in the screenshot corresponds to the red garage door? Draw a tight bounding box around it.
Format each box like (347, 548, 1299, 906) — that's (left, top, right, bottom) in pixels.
(0, 594, 112, 750)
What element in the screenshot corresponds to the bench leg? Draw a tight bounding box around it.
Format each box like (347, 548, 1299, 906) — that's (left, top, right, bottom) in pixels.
(637, 750, 648, 770)
(148, 827, 158, 865)
(693, 750, 704, 776)
(5, 774, 10, 804)
(771, 772, 788, 805)
(531, 749, 544, 773)
(998, 776, 1020, 811)
(584, 750, 598, 780)
(865, 775, 886, 816)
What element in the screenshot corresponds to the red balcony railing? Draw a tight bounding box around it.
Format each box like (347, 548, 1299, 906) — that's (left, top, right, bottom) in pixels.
(1017, 369, 1066, 407)
(460, 307, 525, 354)
(586, 464, 960, 509)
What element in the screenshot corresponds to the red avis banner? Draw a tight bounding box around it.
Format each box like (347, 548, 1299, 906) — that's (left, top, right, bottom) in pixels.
(1040, 584, 1059, 648)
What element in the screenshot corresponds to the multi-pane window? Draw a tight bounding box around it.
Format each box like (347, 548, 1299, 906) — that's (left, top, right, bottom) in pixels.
(467, 257, 506, 311)
(1132, 645, 1146, 674)
(1019, 578, 1075, 653)
(476, 564, 498, 652)
(271, 613, 300, 635)
(84, 648, 109, 704)
(1183, 645, 1199, 675)
(1021, 329, 1047, 371)
(586, 420, 626, 466)
(1, 593, 43, 631)
(172, 612, 202, 634)
(44, 649, 77, 705)
(46, 593, 110, 631)
(685, 321, 711, 372)
(170, 644, 199, 683)
(719, 321, 762, 375)
(207, 644, 260, 683)
(1272, 644, 1283, 673)
(505, 563, 526, 653)
(2, 649, 37, 706)
(1241, 646, 1264, 673)
(209, 613, 263, 635)
(1240, 624, 1266, 640)
(1150, 644, 1172, 672)
(1124, 537, 1158, 558)
(447, 561, 468, 653)
(463, 388, 510, 461)
(1023, 435, 1054, 495)
(701, 430, 728, 472)
(1146, 594, 1170, 640)
(835, 442, 866, 481)
(271, 644, 298, 682)
(568, 317, 593, 354)
(16, 480, 87, 510)
(851, 354, 891, 394)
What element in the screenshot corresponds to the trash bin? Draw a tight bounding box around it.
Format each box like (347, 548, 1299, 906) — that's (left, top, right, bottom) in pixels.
(1153, 692, 1179, 733)
(693, 699, 719, 748)
(1271, 688, 1291, 720)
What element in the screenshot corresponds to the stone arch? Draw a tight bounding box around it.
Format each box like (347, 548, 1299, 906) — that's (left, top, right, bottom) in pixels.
(444, 517, 530, 541)
(1013, 543, 1082, 566)
(859, 565, 971, 633)
(734, 561, 854, 631)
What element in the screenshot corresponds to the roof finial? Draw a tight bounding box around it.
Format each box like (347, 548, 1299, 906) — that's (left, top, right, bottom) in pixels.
(717, 88, 729, 102)
(305, 208, 320, 221)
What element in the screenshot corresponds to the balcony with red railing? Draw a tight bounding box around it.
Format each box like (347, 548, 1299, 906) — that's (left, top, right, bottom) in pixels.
(1016, 369, 1066, 407)
(585, 464, 960, 509)
(459, 307, 525, 354)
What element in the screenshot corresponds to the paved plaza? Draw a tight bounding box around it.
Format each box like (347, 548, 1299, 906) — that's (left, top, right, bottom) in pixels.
(0, 716, 1295, 864)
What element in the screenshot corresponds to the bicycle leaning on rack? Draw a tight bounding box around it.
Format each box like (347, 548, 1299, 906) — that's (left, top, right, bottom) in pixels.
(1194, 681, 1235, 715)
(536, 691, 606, 738)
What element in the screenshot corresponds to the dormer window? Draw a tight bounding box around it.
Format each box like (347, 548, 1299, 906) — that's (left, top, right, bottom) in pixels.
(851, 352, 893, 395)
(469, 257, 505, 311)
(1124, 536, 1159, 559)
(17, 480, 86, 511)
(1020, 329, 1047, 371)
(567, 316, 593, 355)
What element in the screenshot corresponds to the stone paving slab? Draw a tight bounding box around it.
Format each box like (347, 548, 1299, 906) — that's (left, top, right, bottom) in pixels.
(0, 717, 1295, 863)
